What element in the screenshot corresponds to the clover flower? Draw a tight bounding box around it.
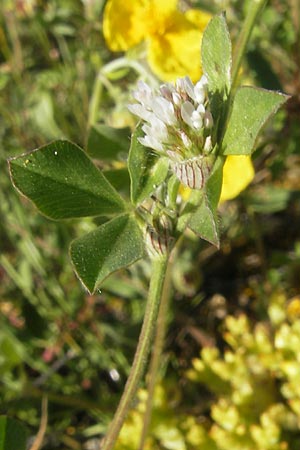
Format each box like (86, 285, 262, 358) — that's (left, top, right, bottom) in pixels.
(103, 0, 211, 82)
(128, 75, 215, 190)
(104, 1, 255, 200)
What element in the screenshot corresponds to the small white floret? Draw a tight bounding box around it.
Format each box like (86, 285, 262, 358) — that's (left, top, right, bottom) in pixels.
(133, 80, 153, 107)
(138, 135, 164, 153)
(127, 104, 153, 123)
(203, 111, 213, 128)
(150, 96, 176, 126)
(180, 101, 195, 128)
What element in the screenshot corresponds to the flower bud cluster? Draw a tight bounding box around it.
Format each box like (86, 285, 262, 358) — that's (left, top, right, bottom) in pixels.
(145, 212, 174, 258)
(128, 75, 215, 189)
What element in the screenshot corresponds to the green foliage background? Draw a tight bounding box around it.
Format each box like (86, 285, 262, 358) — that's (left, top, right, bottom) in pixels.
(0, 0, 300, 448)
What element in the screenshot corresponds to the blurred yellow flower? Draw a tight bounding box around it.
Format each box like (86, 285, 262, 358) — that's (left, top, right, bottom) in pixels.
(220, 155, 254, 202)
(103, 0, 211, 82)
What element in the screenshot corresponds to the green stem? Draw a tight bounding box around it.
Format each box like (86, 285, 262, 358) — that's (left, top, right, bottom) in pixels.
(101, 253, 169, 450)
(138, 256, 173, 450)
(88, 71, 103, 128)
(231, 0, 268, 89)
(88, 57, 157, 129)
(101, 57, 157, 84)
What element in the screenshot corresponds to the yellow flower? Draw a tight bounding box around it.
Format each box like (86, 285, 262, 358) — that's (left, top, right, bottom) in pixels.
(103, 0, 211, 82)
(219, 155, 254, 202)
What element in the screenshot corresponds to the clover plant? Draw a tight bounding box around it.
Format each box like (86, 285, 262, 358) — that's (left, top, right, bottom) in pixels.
(8, 7, 288, 450)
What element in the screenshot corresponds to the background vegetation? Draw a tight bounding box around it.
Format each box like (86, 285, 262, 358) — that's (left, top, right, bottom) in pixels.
(1, 0, 300, 448)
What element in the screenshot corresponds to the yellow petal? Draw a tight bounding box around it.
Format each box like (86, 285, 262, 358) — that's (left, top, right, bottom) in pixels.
(103, 0, 146, 51)
(147, 9, 211, 82)
(149, 0, 178, 17)
(184, 9, 212, 31)
(220, 155, 255, 202)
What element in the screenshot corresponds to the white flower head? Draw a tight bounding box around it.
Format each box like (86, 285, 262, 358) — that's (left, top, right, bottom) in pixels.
(128, 76, 215, 189)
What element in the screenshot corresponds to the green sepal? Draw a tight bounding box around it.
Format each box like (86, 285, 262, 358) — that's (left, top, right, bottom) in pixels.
(0, 416, 27, 450)
(128, 124, 169, 206)
(167, 175, 180, 211)
(8, 140, 126, 219)
(222, 87, 289, 155)
(70, 213, 145, 294)
(87, 124, 131, 161)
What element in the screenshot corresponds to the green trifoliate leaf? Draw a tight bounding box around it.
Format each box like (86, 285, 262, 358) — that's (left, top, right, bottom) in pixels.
(222, 87, 289, 155)
(0, 416, 27, 450)
(70, 214, 145, 294)
(9, 140, 126, 219)
(128, 124, 169, 205)
(201, 13, 232, 98)
(87, 124, 131, 161)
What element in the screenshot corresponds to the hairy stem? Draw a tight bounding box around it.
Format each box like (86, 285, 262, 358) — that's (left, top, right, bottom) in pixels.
(138, 256, 173, 450)
(101, 253, 170, 450)
(231, 0, 268, 89)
